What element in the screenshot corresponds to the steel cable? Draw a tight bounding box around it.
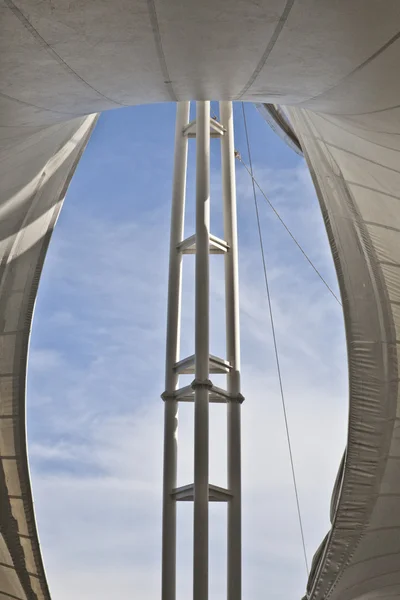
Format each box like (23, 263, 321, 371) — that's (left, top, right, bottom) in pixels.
(241, 102, 310, 577)
(235, 143, 341, 307)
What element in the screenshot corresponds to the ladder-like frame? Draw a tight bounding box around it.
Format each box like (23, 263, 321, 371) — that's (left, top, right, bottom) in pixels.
(161, 101, 243, 600)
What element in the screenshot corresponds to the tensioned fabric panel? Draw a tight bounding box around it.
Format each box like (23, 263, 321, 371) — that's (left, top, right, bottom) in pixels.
(0, 116, 97, 599)
(1, 0, 400, 598)
(288, 107, 400, 600)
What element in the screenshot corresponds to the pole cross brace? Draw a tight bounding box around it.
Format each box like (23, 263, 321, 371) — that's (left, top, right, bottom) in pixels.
(174, 354, 231, 375)
(161, 381, 244, 404)
(172, 483, 233, 502)
(177, 233, 229, 254)
(211, 384, 245, 404)
(182, 118, 226, 138)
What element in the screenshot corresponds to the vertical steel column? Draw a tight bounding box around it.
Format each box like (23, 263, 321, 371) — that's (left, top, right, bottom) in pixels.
(162, 101, 190, 600)
(220, 101, 242, 600)
(193, 100, 211, 600)
(163, 100, 243, 600)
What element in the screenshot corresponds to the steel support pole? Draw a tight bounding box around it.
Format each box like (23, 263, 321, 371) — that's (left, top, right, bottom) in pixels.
(193, 100, 211, 600)
(220, 101, 242, 600)
(163, 100, 242, 600)
(162, 101, 190, 600)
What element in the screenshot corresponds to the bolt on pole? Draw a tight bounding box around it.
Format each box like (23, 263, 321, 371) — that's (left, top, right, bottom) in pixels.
(161, 100, 244, 600)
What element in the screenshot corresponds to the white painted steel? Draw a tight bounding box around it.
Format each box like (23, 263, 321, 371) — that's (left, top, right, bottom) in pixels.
(193, 100, 211, 600)
(220, 101, 242, 600)
(162, 101, 190, 600)
(163, 101, 242, 600)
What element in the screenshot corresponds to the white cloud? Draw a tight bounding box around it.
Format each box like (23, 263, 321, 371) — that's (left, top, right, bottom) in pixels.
(27, 156, 348, 599)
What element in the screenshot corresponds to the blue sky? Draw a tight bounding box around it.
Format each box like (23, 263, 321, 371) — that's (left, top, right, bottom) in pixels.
(27, 102, 348, 599)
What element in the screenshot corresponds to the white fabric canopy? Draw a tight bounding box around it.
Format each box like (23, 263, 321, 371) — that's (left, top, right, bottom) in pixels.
(1, 1, 400, 598)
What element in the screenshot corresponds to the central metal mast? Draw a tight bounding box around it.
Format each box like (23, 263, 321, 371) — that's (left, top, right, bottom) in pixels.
(162, 101, 243, 600)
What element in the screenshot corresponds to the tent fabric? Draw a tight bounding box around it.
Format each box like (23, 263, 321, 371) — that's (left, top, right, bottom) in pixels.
(288, 106, 400, 600)
(255, 104, 303, 155)
(1, 0, 400, 597)
(0, 116, 97, 599)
